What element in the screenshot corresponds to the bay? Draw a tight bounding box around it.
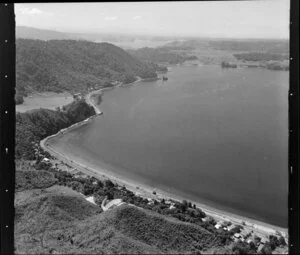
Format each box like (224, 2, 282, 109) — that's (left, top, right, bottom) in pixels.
(53, 65, 288, 227)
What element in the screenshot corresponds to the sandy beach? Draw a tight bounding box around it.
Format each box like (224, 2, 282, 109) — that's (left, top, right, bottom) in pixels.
(40, 78, 288, 241)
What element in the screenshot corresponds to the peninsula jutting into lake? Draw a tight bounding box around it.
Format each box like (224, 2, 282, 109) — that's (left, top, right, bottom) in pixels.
(15, 1, 290, 254)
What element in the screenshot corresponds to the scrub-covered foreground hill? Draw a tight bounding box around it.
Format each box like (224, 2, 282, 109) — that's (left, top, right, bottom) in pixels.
(16, 39, 160, 96)
(15, 167, 219, 254)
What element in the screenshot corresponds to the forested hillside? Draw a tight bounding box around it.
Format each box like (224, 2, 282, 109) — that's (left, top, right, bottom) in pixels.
(16, 99, 95, 159)
(16, 39, 159, 96)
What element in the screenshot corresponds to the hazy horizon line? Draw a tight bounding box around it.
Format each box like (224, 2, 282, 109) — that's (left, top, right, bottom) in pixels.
(16, 25, 289, 41)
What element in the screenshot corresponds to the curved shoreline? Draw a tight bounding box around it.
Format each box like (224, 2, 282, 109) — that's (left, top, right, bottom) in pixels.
(40, 76, 288, 240)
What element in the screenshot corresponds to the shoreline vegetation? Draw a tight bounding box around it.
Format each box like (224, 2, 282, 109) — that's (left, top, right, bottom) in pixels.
(39, 76, 288, 242)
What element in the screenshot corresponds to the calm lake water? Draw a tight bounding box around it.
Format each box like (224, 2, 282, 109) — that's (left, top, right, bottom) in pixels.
(58, 65, 289, 227)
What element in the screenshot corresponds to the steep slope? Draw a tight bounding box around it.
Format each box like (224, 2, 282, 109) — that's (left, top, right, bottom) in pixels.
(16, 39, 158, 95)
(15, 185, 217, 255)
(15, 185, 102, 254)
(74, 205, 218, 254)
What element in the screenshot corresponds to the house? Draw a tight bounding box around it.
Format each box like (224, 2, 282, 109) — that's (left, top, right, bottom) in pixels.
(41, 158, 51, 165)
(257, 244, 264, 253)
(259, 236, 269, 244)
(227, 224, 236, 231)
(233, 233, 241, 242)
(214, 223, 222, 230)
(73, 93, 82, 100)
(147, 198, 154, 205)
(169, 204, 176, 210)
(246, 238, 254, 244)
(240, 229, 251, 239)
(101, 198, 126, 211)
(234, 233, 241, 239)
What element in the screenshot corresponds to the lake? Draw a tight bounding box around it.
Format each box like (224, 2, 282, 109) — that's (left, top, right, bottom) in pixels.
(53, 65, 288, 227)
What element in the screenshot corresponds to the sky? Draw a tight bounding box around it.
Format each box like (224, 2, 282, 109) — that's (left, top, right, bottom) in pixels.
(15, 0, 290, 39)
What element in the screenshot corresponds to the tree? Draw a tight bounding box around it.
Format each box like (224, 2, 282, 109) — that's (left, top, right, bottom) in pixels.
(278, 236, 286, 246)
(104, 179, 114, 188)
(103, 190, 114, 200)
(180, 200, 189, 212)
(82, 183, 93, 196)
(206, 216, 216, 226)
(232, 242, 251, 254)
(269, 235, 279, 250)
(260, 243, 272, 254)
(96, 180, 104, 189)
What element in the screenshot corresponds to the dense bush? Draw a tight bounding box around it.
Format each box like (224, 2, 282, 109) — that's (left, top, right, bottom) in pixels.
(232, 241, 253, 254)
(278, 236, 286, 246)
(16, 99, 95, 159)
(16, 39, 159, 95)
(260, 243, 272, 254)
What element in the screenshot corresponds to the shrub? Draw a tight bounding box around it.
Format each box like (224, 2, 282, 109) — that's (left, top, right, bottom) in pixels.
(104, 179, 115, 188)
(278, 236, 286, 246)
(269, 235, 279, 250)
(260, 243, 272, 254)
(232, 241, 251, 254)
(82, 183, 94, 196)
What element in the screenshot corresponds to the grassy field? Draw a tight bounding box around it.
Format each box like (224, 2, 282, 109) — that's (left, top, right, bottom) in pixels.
(16, 92, 73, 113)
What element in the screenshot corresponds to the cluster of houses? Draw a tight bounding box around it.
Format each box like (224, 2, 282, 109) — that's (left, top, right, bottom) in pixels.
(210, 219, 287, 252)
(164, 199, 176, 209)
(145, 198, 176, 210)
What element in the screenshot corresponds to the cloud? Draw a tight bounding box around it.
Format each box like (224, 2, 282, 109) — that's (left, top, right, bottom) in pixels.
(133, 15, 141, 20)
(17, 7, 54, 16)
(104, 16, 117, 21)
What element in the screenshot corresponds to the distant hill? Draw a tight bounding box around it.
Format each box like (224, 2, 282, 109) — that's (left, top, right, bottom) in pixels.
(128, 47, 198, 65)
(209, 39, 289, 54)
(16, 26, 72, 40)
(16, 39, 159, 95)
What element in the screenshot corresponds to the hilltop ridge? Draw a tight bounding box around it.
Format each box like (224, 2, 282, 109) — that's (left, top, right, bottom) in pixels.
(16, 39, 160, 97)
